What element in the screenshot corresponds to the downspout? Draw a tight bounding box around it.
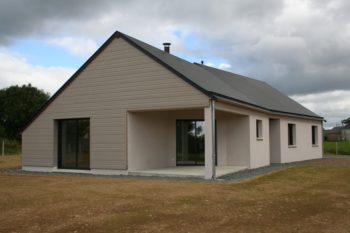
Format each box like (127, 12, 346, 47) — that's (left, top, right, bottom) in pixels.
(211, 99, 216, 179)
(322, 119, 326, 158)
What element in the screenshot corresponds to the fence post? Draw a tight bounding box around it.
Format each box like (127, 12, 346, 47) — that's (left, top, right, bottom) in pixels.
(1, 139, 4, 156)
(335, 141, 338, 156)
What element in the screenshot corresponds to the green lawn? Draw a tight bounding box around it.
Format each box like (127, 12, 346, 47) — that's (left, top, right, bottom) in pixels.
(324, 141, 350, 155)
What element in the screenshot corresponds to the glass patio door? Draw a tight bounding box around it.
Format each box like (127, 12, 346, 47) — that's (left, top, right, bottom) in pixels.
(176, 120, 205, 165)
(58, 119, 90, 169)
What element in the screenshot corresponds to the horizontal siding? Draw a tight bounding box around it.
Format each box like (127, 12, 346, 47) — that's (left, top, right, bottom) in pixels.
(22, 37, 209, 170)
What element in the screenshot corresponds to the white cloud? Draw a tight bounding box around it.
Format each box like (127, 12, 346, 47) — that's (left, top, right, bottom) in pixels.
(206, 62, 232, 70)
(291, 90, 350, 128)
(218, 63, 231, 70)
(47, 37, 98, 58)
(0, 51, 74, 95)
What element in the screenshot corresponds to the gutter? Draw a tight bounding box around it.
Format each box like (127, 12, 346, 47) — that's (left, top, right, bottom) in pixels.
(212, 92, 323, 121)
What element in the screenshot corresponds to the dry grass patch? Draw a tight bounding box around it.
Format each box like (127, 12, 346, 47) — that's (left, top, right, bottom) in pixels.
(0, 157, 350, 233)
(0, 155, 21, 169)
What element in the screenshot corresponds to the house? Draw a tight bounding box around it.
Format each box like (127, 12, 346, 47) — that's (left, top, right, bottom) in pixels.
(324, 125, 350, 141)
(21, 31, 323, 179)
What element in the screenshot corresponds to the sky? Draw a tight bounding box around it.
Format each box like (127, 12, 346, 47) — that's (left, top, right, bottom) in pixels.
(0, 0, 349, 128)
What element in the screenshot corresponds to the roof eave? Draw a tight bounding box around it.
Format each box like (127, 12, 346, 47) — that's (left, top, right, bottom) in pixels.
(213, 92, 323, 121)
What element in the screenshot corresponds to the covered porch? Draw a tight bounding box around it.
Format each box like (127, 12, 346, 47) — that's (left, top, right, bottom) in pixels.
(127, 101, 250, 179)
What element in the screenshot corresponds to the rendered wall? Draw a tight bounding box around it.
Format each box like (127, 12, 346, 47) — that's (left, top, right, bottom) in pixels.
(269, 119, 281, 163)
(127, 111, 171, 170)
(216, 111, 250, 167)
(249, 114, 270, 169)
(127, 109, 252, 170)
(279, 117, 322, 163)
(127, 109, 205, 170)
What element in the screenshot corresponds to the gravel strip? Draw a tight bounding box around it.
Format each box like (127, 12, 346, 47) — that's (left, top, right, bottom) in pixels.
(219, 162, 305, 182)
(0, 157, 339, 183)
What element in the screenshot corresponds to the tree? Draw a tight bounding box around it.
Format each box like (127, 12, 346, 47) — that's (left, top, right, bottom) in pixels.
(0, 84, 50, 140)
(342, 117, 350, 128)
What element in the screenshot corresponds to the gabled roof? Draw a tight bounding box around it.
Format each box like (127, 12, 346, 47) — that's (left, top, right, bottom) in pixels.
(22, 31, 321, 132)
(120, 32, 321, 119)
(197, 65, 320, 118)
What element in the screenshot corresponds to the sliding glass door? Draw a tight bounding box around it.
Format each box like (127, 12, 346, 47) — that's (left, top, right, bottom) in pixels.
(176, 120, 205, 165)
(58, 119, 90, 169)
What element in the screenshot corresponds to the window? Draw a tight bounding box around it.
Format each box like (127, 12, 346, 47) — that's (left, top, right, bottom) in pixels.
(176, 120, 217, 166)
(58, 118, 90, 169)
(288, 123, 296, 146)
(256, 119, 263, 139)
(176, 120, 205, 165)
(312, 125, 318, 145)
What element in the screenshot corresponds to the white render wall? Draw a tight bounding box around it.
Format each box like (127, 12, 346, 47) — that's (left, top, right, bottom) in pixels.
(279, 117, 322, 163)
(127, 108, 253, 171)
(127, 111, 171, 170)
(128, 105, 321, 173)
(215, 100, 322, 167)
(269, 119, 281, 163)
(127, 109, 204, 170)
(215, 102, 271, 169)
(249, 114, 270, 169)
(216, 111, 250, 167)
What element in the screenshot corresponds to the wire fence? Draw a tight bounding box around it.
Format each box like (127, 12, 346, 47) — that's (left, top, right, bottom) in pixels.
(0, 138, 21, 156)
(324, 141, 350, 155)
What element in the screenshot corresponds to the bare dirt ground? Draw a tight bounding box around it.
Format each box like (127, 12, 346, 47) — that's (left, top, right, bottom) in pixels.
(0, 156, 350, 233)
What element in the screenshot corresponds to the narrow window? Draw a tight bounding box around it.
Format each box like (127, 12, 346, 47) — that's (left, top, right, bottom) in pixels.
(256, 120, 263, 139)
(312, 125, 318, 145)
(288, 123, 296, 146)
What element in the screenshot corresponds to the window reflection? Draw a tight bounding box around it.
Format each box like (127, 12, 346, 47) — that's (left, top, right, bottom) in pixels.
(59, 119, 90, 169)
(176, 120, 205, 165)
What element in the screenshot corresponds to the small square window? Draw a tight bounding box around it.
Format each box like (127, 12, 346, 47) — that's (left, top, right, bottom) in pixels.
(256, 120, 263, 139)
(312, 125, 318, 145)
(288, 123, 296, 146)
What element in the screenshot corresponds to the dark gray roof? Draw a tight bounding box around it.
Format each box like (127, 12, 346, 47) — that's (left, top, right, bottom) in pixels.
(22, 31, 321, 132)
(120, 32, 321, 119)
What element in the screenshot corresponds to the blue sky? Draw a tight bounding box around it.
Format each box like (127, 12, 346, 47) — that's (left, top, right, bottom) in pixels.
(6, 31, 235, 77)
(8, 39, 88, 69)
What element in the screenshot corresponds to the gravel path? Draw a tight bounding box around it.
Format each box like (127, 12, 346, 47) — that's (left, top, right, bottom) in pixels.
(219, 162, 306, 182)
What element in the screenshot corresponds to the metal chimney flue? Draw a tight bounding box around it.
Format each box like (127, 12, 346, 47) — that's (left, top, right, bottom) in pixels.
(163, 42, 171, 53)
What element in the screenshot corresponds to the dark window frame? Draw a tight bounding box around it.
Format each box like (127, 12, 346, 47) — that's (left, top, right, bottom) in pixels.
(312, 125, 318, 145)
(256, 119, 263, 139)
(288, 123, 296, 146)
(57, 118, 90, 170)
(176, 119, 217, 166)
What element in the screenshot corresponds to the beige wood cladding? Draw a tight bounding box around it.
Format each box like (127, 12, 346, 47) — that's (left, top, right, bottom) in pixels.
(22, 37, 209, 169)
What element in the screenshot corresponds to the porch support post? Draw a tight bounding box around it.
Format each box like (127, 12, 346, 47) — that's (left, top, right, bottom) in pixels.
(204, 99, 216, 179)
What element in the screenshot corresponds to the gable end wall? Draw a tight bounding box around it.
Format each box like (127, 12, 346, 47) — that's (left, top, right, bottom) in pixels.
(22, 37, 209, 170)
